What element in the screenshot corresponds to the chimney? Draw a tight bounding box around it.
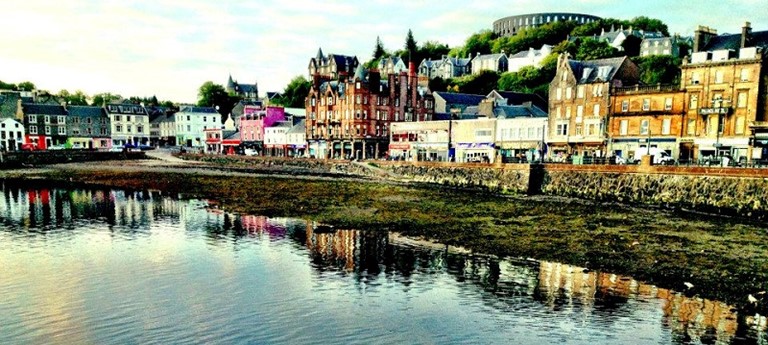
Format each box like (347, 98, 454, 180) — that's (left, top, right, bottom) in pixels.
(741, 21, 752, 48)
(408, 61, 416, 78)
(693, 25, 717, 53)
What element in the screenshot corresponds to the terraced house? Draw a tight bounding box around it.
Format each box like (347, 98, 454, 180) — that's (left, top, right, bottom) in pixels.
(174, 106, 220, 148)
(106, 103, 149, 147)
(66, 106, 111, 149)
(547, 54, 639, 158)
(21, 103, 67, 149)
(681, 22, 768, 163)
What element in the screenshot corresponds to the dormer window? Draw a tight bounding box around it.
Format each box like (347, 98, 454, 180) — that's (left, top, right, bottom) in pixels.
(597, 66, 612, 80)
(581, 68, 592, 82)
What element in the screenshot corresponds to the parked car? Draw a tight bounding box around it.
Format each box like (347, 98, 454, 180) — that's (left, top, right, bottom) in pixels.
(634, 148, 675, 165)
(244, 149, 258, 156)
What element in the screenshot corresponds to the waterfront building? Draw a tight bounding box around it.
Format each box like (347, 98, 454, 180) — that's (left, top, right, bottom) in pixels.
(471, 52, 509, 75)
(452, 117, 497, 163)
(66, 106, 111, 149)
(508, 44, 553, 73)
(204, 127, 238, 154)
(306, 63, 434, 160)
(0, 118, 24, 151)
(231, 100, 264, 129)
(389, 120, 450, 161)
(105, 103, 150, 147)
(263, 121, 292, 157)
(20, 103, 67, 149)
(493, 12, 601, 37)
(286, 119, 306, 157)
(239, 106, 286, 155)
(482, 100, 549, 162)
(174, 106, 220, 148)
(157, 113, 176, 147)
(682, 22, 768, 163)
(608, 86, 687, 162)
(547, 54, 639, 157)
(221, 130, 241, 155)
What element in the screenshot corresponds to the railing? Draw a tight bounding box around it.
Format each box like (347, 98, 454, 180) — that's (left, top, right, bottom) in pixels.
(612, 84, 679, 94)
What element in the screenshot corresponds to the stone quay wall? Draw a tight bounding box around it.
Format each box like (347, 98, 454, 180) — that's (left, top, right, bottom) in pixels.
(374, 161, 533, 194)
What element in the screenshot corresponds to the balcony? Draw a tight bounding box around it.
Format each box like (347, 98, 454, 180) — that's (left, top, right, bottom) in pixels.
(612, 84, 679, 95)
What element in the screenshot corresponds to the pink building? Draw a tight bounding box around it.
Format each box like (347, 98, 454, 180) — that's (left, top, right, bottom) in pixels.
(239, 106, 286, 154)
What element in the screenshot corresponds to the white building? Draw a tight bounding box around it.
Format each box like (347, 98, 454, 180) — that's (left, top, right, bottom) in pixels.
(264, 121, 292, 156)
(0, 118, 24, 151)
(508, 44, 553, 72)
(286, 119, 307, 157)
(105, 104, 150, 147)
(174, 106, 220, 148)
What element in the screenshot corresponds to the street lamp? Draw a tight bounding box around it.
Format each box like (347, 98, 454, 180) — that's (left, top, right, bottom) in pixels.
(711, 98, 730, 160)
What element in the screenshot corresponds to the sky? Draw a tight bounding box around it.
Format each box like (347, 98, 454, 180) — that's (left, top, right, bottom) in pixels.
(1, 0, 766, 104)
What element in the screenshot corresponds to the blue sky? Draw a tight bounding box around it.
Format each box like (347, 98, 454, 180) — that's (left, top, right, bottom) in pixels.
(1, 0, 765, 104)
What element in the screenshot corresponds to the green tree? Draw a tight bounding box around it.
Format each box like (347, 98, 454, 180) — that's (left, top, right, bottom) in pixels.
(576, 38, 619, 60)
(428, 76, 449, 93)
(620, 35, 642, 57)
(632, 55, 682, 85)
(452, 30, 495, 58)
(403, 29, 418, 64)
(450, 70, 499, 95)
(91, 92, 122, 106)
(16, 81, 35, 91)
(58, 89, 88, 105)
(364, 36, 389, 68)
(419, 40, 450, 60)
(629, 16, 669, 36)
(197, 81, 239, 115)
(273, 75, 311, 108)
(0, 80, 17, 90)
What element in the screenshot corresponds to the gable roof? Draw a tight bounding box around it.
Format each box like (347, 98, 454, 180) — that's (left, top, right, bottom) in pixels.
(566, 56, 628, 84)
(266, 92, 282, 99)
(473, 53, 507, 62)
(433, 92, 486, 106)
(287, 119, 306, 134)
(22, 103, 66, 115)
(178, 106, 218, 114)
(703, 30, 768, 51)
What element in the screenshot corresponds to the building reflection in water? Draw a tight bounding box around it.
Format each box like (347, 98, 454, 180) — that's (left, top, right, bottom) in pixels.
(1, 181, 766, 344)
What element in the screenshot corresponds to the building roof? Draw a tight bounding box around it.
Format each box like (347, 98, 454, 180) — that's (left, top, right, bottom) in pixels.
(22, 103, 66, 115)
(68, 106, 106, 117)
(473, 53, 507, 62)
(703, 30, 768, 51)
(105, 103, 148, 115)
(567, 56, 628, 84)
(489, 90, 548, 111)
(223, 130, 239, 140)
(266, 92, 282, 99)
(287, 119, 306, 134)
(494, 104, 548, 118)
(268, 121, 292, 128)
(433, 92, 486, 107)
(178, 106, 218, 114)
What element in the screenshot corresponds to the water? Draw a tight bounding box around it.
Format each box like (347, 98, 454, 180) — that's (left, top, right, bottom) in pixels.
(0, 182, 766, 345)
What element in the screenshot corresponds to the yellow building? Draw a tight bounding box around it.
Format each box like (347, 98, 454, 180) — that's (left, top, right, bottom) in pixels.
(681, 23, 768, 163)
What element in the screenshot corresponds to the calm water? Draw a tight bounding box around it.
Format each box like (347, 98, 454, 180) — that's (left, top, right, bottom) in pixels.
(0, 182, 766, 345)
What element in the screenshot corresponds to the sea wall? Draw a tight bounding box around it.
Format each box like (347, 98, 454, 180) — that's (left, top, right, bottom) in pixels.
(375, 161, 531, 193)
(0, 151, 146, 168)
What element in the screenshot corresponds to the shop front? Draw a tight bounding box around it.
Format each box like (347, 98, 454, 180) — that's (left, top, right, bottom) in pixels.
(388, 142, 411, 161)
(456, 142, 495, 163)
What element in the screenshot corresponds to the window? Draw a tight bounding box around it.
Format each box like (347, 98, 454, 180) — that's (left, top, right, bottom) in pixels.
(577, 85, 585, 98)
(556, 88, 562, 100)
(203, 116, 207, 122)
(735, 116, 745, 135)
(691, 72, 700, 84)
(115, 115, 121, 122)
(45, 126, 51, 135)
(740, 68, 750, 82)
(565, 87, 572, 99)
(44, 116, 50, 124)
(662, 119, 671, 135)
(556, 106, 562, 119)
(587, 124, 596, 136)
(620, 120, 628, 135)
(593, 104, 600, 116)
(737, 92, 748, 108)
(57, 116, 65, 124)
(576, 105, 583, 119)
(127, 125, 132, 133)
(575, 124, 583, 135)
(28, 115, 37, 123)
(29, 125, 37, 134)
(556, 123, 568, 136)
(642, 99, 650, 111)
(621, 100, 629, 112)
(116, 125, 122, 132)
(356, 95, 361, 104)
(664, 98, 673, 111)
(690, 94, 698, 109)
(565, 107, 571, 118)
(640, 120, 649, 135)
(687, 119, 696, 136)
(137, 126, 143, 133)
(58, 126, 66, 135)
(714, 70, 724, 83)
(476, 129, 492, 137)
(187, 116, 191, 121)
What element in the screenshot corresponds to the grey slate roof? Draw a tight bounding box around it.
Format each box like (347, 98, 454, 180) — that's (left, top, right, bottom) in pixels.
(179, 106, 218, 113)
(434, 92, 486, 106)
(22, 103, 66, 115)
(494, 104, 548, 118)
(567, 56, 628, 84)
(473, 53, 507, 62)
(703, 30, 768, 51)
(287, 119, 305, 134)
(68, 106, 106, 118)
(223, 130, 239, 140)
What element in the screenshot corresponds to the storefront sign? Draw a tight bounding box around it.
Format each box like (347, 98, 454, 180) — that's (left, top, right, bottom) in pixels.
(699, 107, 730, 115)
(389, 143, 411, 150)
(457, 142, 494, 149)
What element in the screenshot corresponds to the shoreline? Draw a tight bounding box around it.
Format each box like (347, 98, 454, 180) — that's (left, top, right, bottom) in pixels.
(3, 157, 768, 315)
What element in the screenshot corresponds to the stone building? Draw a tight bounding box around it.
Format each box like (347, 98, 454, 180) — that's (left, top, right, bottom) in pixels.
(547, 54, 639, 157)
(608, 85, 687, 162)
(66, 106, 111, 149)
(306, 63, 434, 160)
(493, 12, 600, 37)
(681, 22, 768, 163)
(21, 103, 67, 149)
(308, 47, 359, 80)
(470, 52, 508, 75)
(226, 75, 258, 101)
